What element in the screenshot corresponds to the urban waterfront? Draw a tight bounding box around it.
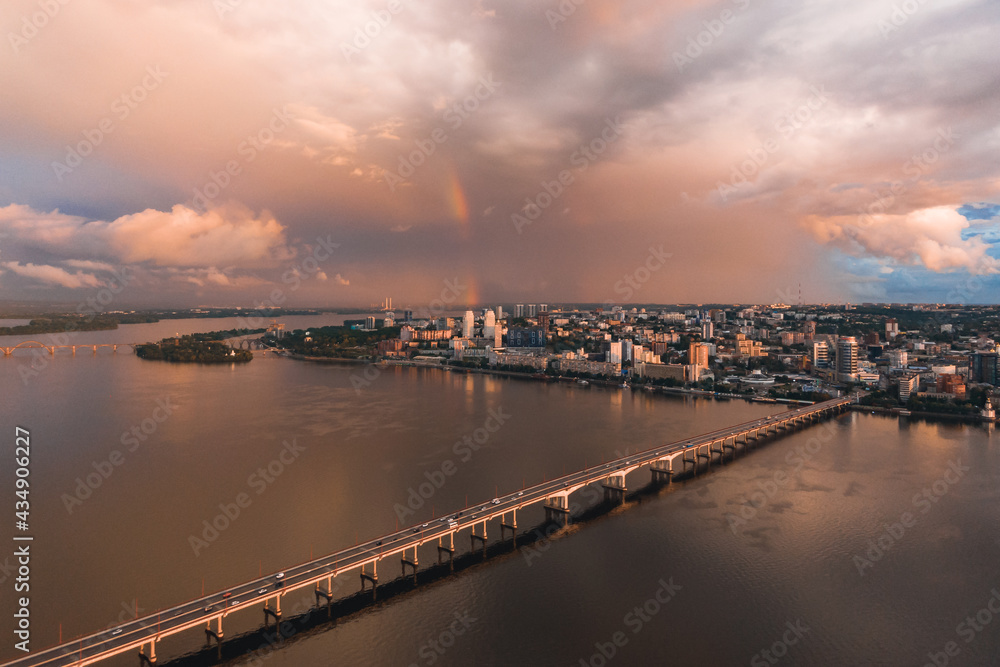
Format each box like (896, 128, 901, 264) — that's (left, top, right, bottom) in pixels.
(2, 318, 999, 666)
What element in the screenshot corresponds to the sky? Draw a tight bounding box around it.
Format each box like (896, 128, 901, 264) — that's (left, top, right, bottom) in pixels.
(1, 0, 999, 309)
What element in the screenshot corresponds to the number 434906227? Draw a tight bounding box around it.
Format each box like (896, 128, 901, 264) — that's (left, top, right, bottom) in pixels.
(15, 427, 30, 520)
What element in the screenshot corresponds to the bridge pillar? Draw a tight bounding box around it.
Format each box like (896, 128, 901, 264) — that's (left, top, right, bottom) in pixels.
(402, 545, 419, 580)
(471, 520, 488, 554)
(139, 639, 157, 665)
(601, 474, 627, 504)
(264, 594, 282, 627)
(360, 561, 378, 598)
(205, 615, 224, 643)
(438, 533, 456, 570)
(500, 509, 518, 544)
(650, 459, 673, 484)
(315, 574, 336, 615)
(544, 495, 571, 526)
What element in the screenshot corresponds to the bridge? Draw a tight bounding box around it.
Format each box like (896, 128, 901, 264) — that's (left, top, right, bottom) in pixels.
(0, 341, 141, 357)
(0, 396, 852, 667)
(1, 339, 272, 357)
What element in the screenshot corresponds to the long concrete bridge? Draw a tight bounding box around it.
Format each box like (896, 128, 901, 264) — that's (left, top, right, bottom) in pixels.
(1, 338, 270, 357)
(0, 396, 852, 667)
(0, 341, 141, 356)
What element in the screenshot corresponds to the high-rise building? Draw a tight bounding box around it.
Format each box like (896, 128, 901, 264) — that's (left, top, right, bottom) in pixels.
(365, 315, 377, 329)
(802, 320, 817, 335)
(514, 304, 525, 318)
(527, 304, 538, 317)
(483, 310, 496, 339)
(622, 339, 634, 363)
(970, 353, 999, 385)
(462, 310, 475, 338)
(812, 341, 829, 368)
(539, 303, 548, 313)
(836, 336, 859, 380)
(885, 319, 899, 339)
(607, 341, 622, 364)
(537, 310, 549, 331)
(495, 306, 503, 321)
(888, 349, 908, 369)
(403, 310, 413, 322)
(689, 342, 710, 367)
(702, 321, 714, 340)
(899, 373, 919, 401)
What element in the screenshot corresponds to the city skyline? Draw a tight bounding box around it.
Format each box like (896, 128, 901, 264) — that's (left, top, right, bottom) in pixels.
(2, 0, 999, 308)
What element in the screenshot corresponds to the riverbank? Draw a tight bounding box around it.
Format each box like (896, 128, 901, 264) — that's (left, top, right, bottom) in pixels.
(287, 353, 368, 364)
(850, 403, 995, 425)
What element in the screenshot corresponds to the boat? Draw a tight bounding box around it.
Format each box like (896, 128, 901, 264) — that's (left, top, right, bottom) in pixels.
(576, 379, 589, 385)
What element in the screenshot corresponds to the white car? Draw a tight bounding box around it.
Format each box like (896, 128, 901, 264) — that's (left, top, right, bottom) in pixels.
(491, 498, 500, 505)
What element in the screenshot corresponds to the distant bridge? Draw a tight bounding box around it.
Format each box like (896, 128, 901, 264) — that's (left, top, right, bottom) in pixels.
(0, 341, 140, 356)
(1, 339, 273, 357)
(0, 396, 852, 667)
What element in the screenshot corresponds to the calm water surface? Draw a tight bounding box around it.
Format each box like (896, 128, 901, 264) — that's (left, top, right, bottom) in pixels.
(1, 317, 999, 666)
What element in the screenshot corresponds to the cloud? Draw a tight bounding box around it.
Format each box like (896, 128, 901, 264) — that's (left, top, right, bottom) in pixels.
(334, 273, 350, 285)
(2, 261, 103, 289)
(63, 259, 118, 272)
(0, 203, 289, 268)
(805, 206, 1000, 275)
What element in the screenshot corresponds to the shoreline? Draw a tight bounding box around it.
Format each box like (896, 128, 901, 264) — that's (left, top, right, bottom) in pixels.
(850, 403, 995, 425)
(287, 355, 998, 426)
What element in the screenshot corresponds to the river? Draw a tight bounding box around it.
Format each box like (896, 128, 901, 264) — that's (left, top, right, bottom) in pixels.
(1, 316, 998, 666)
